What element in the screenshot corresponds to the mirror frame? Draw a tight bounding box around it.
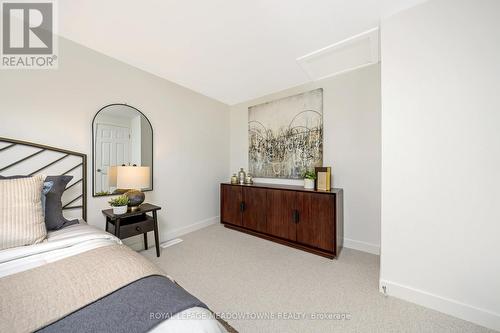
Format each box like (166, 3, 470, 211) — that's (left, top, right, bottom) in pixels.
(91, 103, 154, 197)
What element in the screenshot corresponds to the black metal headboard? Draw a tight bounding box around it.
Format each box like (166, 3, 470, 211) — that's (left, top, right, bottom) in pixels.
(0, 137, 87, 221)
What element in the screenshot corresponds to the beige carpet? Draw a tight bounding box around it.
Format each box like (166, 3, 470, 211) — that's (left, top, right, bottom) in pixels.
(141, 224, 494, 333)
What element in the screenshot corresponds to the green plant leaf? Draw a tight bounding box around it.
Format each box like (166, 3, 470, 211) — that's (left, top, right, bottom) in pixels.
(302, 170, 317, 180)
(108, 195, 129, 207)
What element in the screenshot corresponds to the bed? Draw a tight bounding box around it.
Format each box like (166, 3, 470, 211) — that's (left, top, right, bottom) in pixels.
(0, 137, 234, 333)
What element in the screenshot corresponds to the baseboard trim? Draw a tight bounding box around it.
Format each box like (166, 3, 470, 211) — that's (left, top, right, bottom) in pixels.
(127, 216, 219, 250)
(344, 238, 380, 255)
(164, 216, 219, 240)
(380, 279, 500, 331)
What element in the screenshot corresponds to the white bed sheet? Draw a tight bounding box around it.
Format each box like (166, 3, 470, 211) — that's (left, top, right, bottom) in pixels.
(0, 222, 121, 278)
(0, 222, 227, 333)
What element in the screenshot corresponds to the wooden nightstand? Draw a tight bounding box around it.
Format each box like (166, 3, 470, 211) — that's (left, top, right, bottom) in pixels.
(102, 203, 161, 257)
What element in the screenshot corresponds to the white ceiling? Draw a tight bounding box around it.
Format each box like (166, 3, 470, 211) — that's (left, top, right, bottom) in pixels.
(59, 0, 426, 105)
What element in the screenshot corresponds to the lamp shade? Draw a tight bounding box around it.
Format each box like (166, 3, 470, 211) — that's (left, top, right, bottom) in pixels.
(108, 166, 150, 189)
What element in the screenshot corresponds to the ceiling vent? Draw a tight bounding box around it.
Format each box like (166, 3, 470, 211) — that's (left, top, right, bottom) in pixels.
(297, 27, 379, 81)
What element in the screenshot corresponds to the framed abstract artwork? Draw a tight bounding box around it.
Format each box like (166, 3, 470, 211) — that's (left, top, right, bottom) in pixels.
(248, 88, 323, 179)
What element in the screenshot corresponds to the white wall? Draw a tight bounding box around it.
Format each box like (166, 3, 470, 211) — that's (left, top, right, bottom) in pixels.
(380, 0, 500, 330)
(230, 64, 381, 254)
(0, 37, 230, 246)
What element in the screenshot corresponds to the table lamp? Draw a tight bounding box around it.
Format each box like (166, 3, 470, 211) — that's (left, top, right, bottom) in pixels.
(108, 165, 150, 211)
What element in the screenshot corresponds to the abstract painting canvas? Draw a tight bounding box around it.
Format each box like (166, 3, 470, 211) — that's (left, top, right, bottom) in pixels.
(248, 88, 323, 179)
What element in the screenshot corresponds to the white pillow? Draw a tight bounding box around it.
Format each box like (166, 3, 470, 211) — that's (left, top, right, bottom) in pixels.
(0, 174, 47, 250)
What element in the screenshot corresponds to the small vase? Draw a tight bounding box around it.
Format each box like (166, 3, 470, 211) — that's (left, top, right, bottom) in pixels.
(304, 179, 315, 189)
(238, 168, 246, 184)
(244, 173, 253, 184)
(113, 205, 128, 215)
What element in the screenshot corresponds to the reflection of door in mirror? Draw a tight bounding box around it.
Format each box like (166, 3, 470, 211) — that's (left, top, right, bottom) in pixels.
(95, 124, 130, 193)
(93, 104, 153, 196)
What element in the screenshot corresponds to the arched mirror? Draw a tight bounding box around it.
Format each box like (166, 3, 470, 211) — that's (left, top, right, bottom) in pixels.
(92, 104, 153, 197)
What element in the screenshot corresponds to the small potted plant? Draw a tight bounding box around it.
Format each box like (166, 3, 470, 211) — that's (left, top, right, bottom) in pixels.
(108, 195, 129, 214)
(303, 170, 316, 189)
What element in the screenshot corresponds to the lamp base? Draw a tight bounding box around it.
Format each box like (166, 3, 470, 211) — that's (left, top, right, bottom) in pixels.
(124, 189, 145, 210)
(129, 205, 141, 212)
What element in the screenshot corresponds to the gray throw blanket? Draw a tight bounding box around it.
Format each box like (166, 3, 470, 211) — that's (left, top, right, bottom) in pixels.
(37, 275, 207, 333)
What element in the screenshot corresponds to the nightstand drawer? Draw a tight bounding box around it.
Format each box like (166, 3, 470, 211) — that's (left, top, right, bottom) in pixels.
(118, 216, 155, 239)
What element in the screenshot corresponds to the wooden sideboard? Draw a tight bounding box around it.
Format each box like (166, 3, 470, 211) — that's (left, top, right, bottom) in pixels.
(220, 183, 343, 259)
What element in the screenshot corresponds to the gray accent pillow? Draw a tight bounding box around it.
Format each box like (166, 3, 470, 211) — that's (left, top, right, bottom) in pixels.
(44, 176, 79, 230)
(0, 175, 79, 230)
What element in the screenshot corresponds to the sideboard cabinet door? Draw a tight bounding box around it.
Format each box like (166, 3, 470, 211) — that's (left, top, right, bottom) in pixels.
(266, 189, 297, 241)
(221, 185, 242, 226)
(296, 192, 335, 252)
(242, 187, 267, 233)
